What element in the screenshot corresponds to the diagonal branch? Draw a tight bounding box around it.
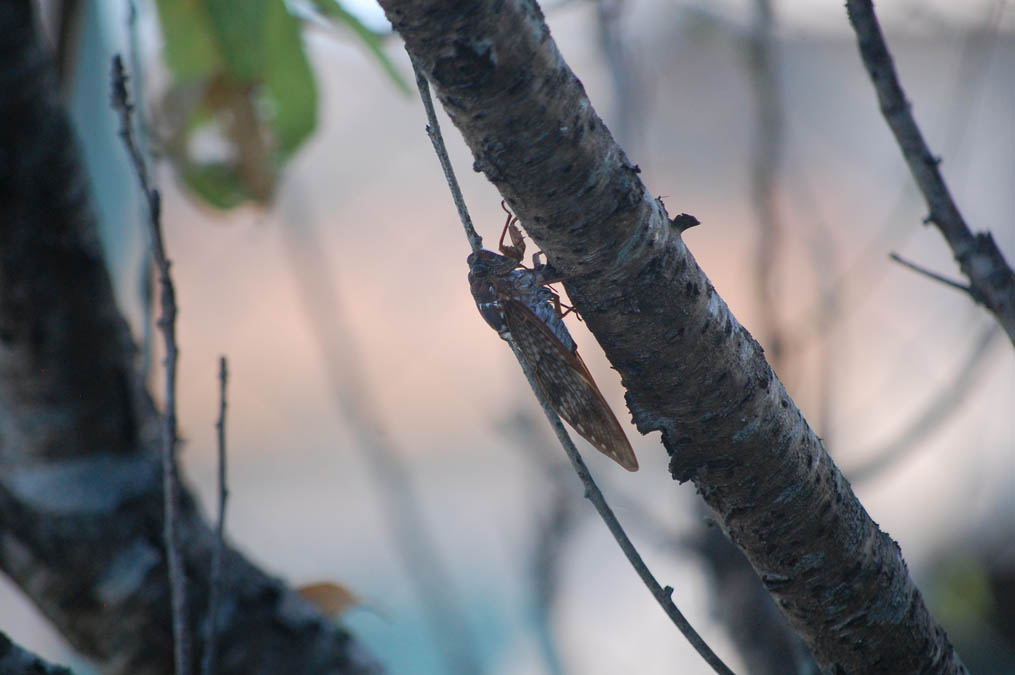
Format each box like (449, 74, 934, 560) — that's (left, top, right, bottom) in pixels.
(847, 323, 1001, 484)
(845, 0, 1015, 345)
(378, 0, 968, 671)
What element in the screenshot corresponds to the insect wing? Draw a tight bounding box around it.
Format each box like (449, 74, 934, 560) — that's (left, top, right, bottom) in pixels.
(502, 299, 638, 471)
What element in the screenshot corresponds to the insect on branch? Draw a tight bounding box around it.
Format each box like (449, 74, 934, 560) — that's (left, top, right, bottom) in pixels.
(407, 53, 735, 675)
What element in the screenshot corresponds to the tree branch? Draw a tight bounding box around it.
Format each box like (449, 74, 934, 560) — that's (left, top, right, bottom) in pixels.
(377, 0, 967, 671)
(110, 53, 190, 675)
(845, 0, 1015, 345)
(0, 4, 380, 673)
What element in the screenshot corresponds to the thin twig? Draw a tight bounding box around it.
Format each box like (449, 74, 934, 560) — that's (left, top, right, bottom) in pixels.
(407, 52, 735, 675)
(845, 0, 1015, 344)
(406, 49, 483, 253)
(889, 252, 978, 299)
(202, 356, 230, 675)
(788, 0, 1005, 350)
(110, 54, 190, 675)
(848, 324, 1001, 483)
(507, 342, 735, 675)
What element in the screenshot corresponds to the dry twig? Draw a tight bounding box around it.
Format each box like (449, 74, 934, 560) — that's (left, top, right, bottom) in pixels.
(111, 54, 190, 675)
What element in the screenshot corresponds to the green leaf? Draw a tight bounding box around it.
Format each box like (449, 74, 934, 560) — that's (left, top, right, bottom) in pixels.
(310, 0, 410, 94)
(154, 0, 222, 81)
(157, 0, 319, 208)
(262, 0, 318, 157)
(203, 0, 271, 82)
(182, 161, 252, 210)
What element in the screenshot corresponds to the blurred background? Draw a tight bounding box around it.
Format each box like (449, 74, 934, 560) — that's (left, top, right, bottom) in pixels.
(7, 1, 1014, 672)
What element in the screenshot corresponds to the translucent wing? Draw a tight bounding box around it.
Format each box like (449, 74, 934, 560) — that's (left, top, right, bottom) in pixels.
(502, 299, 638, 471)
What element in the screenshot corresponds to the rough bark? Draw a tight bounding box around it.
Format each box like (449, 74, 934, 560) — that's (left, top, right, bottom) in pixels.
(378, 0, 967, 672)
(0, 3, 381, 673)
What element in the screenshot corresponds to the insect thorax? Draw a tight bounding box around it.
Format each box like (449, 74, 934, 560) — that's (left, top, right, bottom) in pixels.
(468, 249, 576, 351)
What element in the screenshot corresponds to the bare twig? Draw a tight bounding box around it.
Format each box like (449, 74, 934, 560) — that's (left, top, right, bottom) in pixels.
(845, 0, 1015, 344)
(788, 0, 1006, 350)
(889, 252, 979, 299)
(407, 49, 482, 253)
(408, 55, 735, 675)
(745, 0, 787, 367)
(110, 54, 190, 675)
(848, 324, 1001, 483)
(202, 356, 230, 675)
(282, 219, 480, 674)
(497, 409, 575, 675)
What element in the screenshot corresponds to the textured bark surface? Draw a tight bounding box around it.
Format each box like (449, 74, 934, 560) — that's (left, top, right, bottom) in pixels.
(0, 3, 380, 673)
(379, 0, 966, 672)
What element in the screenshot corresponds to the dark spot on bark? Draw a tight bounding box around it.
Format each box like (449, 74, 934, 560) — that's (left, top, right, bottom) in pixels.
(781, 398, 789, 408)
(441, 94, 465, 110)
(685, 281, 699, 297)
(432, 39, 496, 90)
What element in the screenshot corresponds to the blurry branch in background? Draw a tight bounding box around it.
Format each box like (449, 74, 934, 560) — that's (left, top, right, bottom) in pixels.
(0, 633, 74, 675)
(846, 323, 1001, 484)
(845, 0, 1015, 346)
(593, 0, 638, 150)
(743, 0, 787, 370)
(111, 55, 191, 675)
(202, 356, 230, 675)
(281, 221, 480, 674)
(690, 524, 818, 675)
(407, 55, 736, 675)
(497, 409, 577, 675)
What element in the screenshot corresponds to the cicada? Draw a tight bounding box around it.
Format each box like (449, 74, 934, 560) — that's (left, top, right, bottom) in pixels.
(467, 204, 638, 471)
